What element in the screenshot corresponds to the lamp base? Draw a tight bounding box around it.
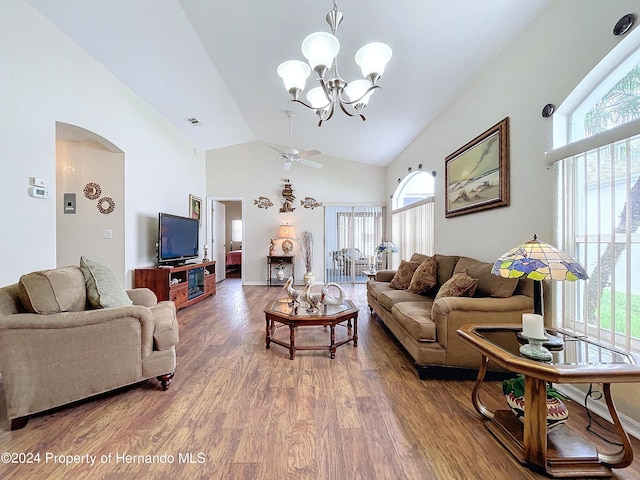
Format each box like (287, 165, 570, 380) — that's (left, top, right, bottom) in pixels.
(282, 239, 293, 255)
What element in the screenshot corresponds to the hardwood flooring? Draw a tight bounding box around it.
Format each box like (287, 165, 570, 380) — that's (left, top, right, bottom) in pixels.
(1, 279, 640, 479)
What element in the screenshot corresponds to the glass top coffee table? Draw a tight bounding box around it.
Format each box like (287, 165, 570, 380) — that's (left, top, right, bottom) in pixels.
(457, 324, 640, 478)
(264, 299, 358, 359)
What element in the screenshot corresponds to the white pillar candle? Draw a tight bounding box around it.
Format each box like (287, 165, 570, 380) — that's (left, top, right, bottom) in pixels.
(522, 313, 545, 339)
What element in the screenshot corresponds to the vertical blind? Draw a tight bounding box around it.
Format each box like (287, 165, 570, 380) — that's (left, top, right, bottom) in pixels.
(391, 198, 435, 266)
(546, 119, 640, 352)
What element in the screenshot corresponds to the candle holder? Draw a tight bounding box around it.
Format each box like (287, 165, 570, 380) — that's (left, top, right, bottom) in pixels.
(519, 335, 553, 362)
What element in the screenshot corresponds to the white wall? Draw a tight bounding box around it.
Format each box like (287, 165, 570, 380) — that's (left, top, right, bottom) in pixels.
(0, 0, 205, 287)
(388, 0, 640, 261)
(206, 141, 386, 284)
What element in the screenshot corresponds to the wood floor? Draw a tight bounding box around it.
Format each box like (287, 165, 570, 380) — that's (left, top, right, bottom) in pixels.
(1, 279, 640, 479)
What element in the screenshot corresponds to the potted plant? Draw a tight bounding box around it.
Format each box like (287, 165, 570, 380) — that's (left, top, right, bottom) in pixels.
(300, 230, 314, 285)
(502, 374, 569, 430)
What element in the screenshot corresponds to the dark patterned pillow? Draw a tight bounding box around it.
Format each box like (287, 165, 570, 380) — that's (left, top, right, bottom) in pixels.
(434, 272, 478, 300)
(407, 256, 437, 294)
(389, 260, 421, 290)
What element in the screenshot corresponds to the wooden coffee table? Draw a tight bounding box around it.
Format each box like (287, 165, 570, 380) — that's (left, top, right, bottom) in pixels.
(457, 324, 640, 478)
(264, 299, 358, 359)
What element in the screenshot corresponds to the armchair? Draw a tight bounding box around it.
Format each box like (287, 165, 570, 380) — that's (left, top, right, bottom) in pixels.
(0, 264, 179, 429)
(338, 248, 371, 276)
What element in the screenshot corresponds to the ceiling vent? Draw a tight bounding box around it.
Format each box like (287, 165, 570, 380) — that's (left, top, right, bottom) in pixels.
(185, 117, 201, 126)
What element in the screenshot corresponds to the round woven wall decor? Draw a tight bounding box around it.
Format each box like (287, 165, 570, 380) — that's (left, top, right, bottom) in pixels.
(83, 182, 102, 200)
(97, 197, 115, 214)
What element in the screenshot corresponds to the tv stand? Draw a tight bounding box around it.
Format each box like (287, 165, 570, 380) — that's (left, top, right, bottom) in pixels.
(134, 261, 216, 310)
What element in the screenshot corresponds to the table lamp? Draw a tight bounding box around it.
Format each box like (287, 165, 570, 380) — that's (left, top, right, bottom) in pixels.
(376, 241, 398, 269)
(492, 235, 588, 359)
(278, 224, 296, 255)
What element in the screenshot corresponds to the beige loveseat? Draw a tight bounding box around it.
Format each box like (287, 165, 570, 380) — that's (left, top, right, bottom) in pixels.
(367, 253, 534, 378)
(0, 261, 179, 429)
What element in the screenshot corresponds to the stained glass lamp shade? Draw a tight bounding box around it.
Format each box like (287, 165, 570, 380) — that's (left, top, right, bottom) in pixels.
(491, 235, 588, 316)
(376, 242, 398, 269)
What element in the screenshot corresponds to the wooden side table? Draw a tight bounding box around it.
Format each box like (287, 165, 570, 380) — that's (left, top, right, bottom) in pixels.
(267, 255, 294, 287)
(457, 324, 640, 478)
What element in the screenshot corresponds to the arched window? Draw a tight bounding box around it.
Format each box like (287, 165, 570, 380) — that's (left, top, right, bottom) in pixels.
(548, 31, 640, 352)
(392, 171, 434, 210)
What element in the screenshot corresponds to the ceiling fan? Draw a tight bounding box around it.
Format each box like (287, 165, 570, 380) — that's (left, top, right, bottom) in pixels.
(269, 111, 323, 171)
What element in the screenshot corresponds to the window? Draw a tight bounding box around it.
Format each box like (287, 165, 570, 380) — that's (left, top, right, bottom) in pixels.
(549, 42, 640, 352)
(391, 171, 435, 264)
(231, 219, 242, 242)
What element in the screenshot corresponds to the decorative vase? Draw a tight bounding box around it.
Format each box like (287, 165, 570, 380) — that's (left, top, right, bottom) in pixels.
(505, 392, 569, 431)
(303, 272, 315, 285)
(275, 265, 285, 281)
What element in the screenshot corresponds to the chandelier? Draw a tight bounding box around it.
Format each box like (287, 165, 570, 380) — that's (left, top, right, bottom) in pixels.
(277, 0, 392, 127)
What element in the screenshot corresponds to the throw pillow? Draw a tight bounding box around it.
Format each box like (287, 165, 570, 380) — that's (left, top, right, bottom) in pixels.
(434, 271, 478, 300)
(389, 260, 421, 290)
(79, 256, 133, 309)
(407, 256, 437, 294)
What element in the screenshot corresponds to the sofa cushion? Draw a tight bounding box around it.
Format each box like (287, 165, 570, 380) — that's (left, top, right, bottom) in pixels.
(407, 256, 437, 294)
(409, 252, 431, 264)
(434, 271, 478, 300)
(366, 280, 394, 301)
(434, 254, 461, 288)
(390, 260, 421, 290)
(391, 301, 436, 342)
(454, 256, 518, 298)
(18, 267, 87, 314)
(80, 256, 133, 309)
(377, 289, 432, 311)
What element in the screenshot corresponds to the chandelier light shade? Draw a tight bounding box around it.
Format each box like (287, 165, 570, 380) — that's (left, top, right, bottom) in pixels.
(492, 235, 588, 316)
(277, 0, 392, 126)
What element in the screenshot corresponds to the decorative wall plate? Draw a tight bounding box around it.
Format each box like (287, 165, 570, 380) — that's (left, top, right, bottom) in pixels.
(83, 182, 102, 200)
(97, 197, 115, 214)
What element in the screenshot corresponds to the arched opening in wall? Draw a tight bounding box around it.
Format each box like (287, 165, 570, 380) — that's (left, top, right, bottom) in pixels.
(55, 122, 126, 284)
(392, 171, 434, 210)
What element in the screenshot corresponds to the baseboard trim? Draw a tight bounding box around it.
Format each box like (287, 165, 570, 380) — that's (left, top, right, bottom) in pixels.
(556, 384, 640, 441)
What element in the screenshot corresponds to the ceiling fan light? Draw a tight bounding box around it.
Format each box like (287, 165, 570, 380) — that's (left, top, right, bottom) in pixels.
(345, 79, 374, 106)
(277, 60, 311, 95)
(355, 42, 392, 83)
(306, 87, 331, 110)
(301, 32, 340, 75)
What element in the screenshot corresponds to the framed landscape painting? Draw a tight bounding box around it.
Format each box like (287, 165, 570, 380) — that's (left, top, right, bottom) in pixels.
(445, 117, 510, 218)
(189, 194, 202, 225)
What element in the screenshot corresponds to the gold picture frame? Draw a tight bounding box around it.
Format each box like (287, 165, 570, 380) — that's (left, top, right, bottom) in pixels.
(189, 194, 202, 225)
(445, 117, 510, 218)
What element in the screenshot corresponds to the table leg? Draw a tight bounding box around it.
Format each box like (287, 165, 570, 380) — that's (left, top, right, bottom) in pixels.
(289, 326, 295, 360)
(353, 315, 358, 347)
(598, 382, 634, 468)
(265, 318, 271, 349)
(523, 376, 548, 469)
(471, 355, 493, 420)
(330, 325, 336, 359)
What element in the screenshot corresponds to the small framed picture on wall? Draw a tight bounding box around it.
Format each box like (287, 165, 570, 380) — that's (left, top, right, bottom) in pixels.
(189, 194, 202, 225)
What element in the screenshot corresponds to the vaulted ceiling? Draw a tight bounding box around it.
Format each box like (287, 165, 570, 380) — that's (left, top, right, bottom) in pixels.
(27, 0, 550, 166)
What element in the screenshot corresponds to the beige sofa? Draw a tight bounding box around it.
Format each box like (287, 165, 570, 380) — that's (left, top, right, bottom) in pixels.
(367, 253, 534, 378)
(0, 263, 179, 429)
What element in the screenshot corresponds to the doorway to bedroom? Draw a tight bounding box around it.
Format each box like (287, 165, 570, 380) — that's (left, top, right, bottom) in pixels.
(217, 199, 243, 280)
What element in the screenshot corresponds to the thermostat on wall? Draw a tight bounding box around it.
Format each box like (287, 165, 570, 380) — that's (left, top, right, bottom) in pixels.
(29, 186, 49, 199)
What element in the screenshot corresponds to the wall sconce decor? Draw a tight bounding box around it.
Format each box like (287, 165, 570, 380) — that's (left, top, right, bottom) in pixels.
(280, 181, 296, 213)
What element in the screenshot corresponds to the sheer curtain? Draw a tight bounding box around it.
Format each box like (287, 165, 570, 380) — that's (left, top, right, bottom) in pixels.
(391, 198, 435, 266)
(325, 205, 384, 283)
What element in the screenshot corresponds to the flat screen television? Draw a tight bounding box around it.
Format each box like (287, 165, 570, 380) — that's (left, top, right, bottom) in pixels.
(158, 212, 199, 265)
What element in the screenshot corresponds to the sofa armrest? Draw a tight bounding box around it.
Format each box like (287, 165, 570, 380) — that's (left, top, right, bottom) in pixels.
(431, 295, 534, 349)
(0, 305, 157, 358)
(374, 270, 396, 282)
(127, 288, 158, 307)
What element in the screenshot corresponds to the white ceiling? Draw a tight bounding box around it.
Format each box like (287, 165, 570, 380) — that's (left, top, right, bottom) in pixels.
(27, 0, 550, 167)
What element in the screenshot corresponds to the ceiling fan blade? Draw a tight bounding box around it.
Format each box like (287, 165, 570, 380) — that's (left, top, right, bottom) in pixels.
(298, 149, 321, 158)
(269, 145, 287, 155)
(299, 158, 323, 168)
